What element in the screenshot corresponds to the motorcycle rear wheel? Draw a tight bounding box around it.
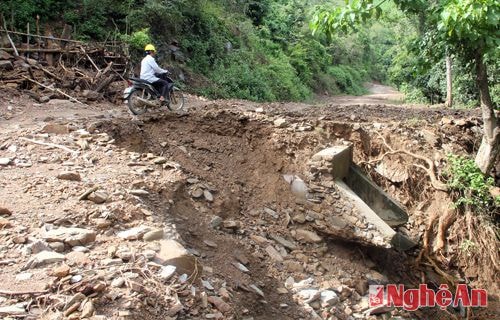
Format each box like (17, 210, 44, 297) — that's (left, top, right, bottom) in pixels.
(127, 88, 151, 115)
(167, 87, 185, 111)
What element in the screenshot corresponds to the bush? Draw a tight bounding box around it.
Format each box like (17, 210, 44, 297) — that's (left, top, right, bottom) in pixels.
(327, 66, 367, 95)
(444, 154, 499, 212)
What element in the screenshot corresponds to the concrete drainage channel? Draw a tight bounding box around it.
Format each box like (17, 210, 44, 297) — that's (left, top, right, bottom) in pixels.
(308, 145, 416, 250)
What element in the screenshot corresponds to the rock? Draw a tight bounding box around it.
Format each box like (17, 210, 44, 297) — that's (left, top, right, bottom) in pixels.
(70, 275, 82, 283)
(233, 262, 249, 273)
(202, 280, 214, 290)
(153, 157, 167, 164)
(274, 118, 288, 128)
(0, 60, 14, 71)
(40, 96, 50, 103)
(264, 207, 279, 219)
(203, 190, 214, 202)
(292, 213, 306, 223)
(81, 300, 95, 318)
(66, 251, 90, 266)
(191, 187, 204, 198)
(43, 227, 96, 246)
(117, 226, 151, 240)
(0, 158, 11, 166)
(283, 175, 308, 202)
(320, 290, 339, 306)
(143, 228, 164, 241)
(143, 249, 156, 260)
(159, 265, 177, 280)
(292, 277, 314, 290)
(420, 129, 439, 146)
(53, 264, 71, 278)
(102, 258, 122, 266)
(117, 311, 131, 317)
(250, 284, 265, 297)
(222, 220, 240, 229)
(64, 293, 86, 311)
(128, 189, 149, 196)
(366, 271, 389, 285)
(354, 279, 369, 295)
(277, 287, 288, 294)
(329, 216, 349, 229)
(203, 240, 218, 248)
(41, 123, 69, 134)
(82, 90, 100, 101)
(0, 207, 12, 216)
(49, 242, 65, 252)
(0, 50, 13, 60)
(234, 252, 250, 265)
(0, 218, 12, 228)
(270, 234, 297, 250)
(375, 161, 409, 183)
(210, 216, 223, 229)
(154, 239, 203, 279)
(207, 296, 231, 313)
(366, 305, 395, 315)
(88, 191, 108, 204)
(265, 245, 283, 262)
(15, 273, 33, 281)
(294, 229, 322, 243)
(283, 260, 303, 273)
(249, 234, 268, 245)
(29, 240, 52, 254)
(111, 277, 125, 288)
(57, 171, 81, 181)
(13, 236, 27, 244)
(441, 117, 453, 125)
(0, 305, 27, 316)
(298, 289, 320, 303)
(94, 218, 112, 229)
(23, 251, 65, 269)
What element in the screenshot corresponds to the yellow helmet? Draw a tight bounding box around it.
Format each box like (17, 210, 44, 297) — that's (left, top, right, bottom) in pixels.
(144, 44, 156, 52)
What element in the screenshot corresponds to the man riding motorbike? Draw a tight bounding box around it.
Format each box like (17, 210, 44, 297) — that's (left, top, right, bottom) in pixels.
(140, 44, 172, 104)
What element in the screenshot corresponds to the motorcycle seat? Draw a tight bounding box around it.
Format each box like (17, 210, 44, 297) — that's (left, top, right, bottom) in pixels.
(129, 77, 153, 85)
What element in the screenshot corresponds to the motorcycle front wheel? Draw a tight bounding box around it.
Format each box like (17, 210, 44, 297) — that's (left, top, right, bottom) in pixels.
(127, 88, 152, 115)
(167, 87, 185, 111)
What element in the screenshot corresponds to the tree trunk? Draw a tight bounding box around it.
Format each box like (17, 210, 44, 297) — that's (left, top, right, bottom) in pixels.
(474, 51, 499, 175)
(445, 55, 453, 108)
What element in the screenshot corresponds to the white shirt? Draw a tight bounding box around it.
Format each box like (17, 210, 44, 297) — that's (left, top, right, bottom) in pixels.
(140, 54, 168, 83)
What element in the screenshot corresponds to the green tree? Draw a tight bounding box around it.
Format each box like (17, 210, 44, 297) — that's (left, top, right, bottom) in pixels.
(311, 0, 499, 175)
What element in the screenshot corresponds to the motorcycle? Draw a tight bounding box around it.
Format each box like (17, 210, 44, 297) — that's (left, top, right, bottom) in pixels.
(123, 73, 185, 115)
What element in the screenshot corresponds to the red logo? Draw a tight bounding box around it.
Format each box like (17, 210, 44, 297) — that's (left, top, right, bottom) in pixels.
(369, 284, 487, 311)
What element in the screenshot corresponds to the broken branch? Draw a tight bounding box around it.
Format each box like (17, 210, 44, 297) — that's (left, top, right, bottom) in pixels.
(0, 289, 49, 296)
(19, 137, 78, 155)
(22, 76, 86, 105)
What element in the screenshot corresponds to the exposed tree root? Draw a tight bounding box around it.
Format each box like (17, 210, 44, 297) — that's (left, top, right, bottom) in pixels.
(362, 132, 448, 191)
(433, 201, 457, 253)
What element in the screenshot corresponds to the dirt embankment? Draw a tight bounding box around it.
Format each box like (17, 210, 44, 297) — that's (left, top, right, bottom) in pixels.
(0, 88, 497, 320)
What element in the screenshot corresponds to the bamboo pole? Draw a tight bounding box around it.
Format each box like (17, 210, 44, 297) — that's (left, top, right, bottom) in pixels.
(0, 29, 84, 44)
(26, 22, 30, 58)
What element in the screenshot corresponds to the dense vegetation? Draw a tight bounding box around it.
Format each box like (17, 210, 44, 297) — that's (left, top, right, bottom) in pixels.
(0, 0, 497, 107)
(0, 0, 395, 101)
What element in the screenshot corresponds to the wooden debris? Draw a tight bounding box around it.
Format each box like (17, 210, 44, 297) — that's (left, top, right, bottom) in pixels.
(0, 28, 129, 104)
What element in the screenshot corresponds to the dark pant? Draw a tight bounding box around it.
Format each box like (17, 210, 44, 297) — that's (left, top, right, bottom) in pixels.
(152, 79, 172, 100)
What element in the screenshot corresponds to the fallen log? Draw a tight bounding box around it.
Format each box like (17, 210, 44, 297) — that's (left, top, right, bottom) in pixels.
(23, 76, 86, 105)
